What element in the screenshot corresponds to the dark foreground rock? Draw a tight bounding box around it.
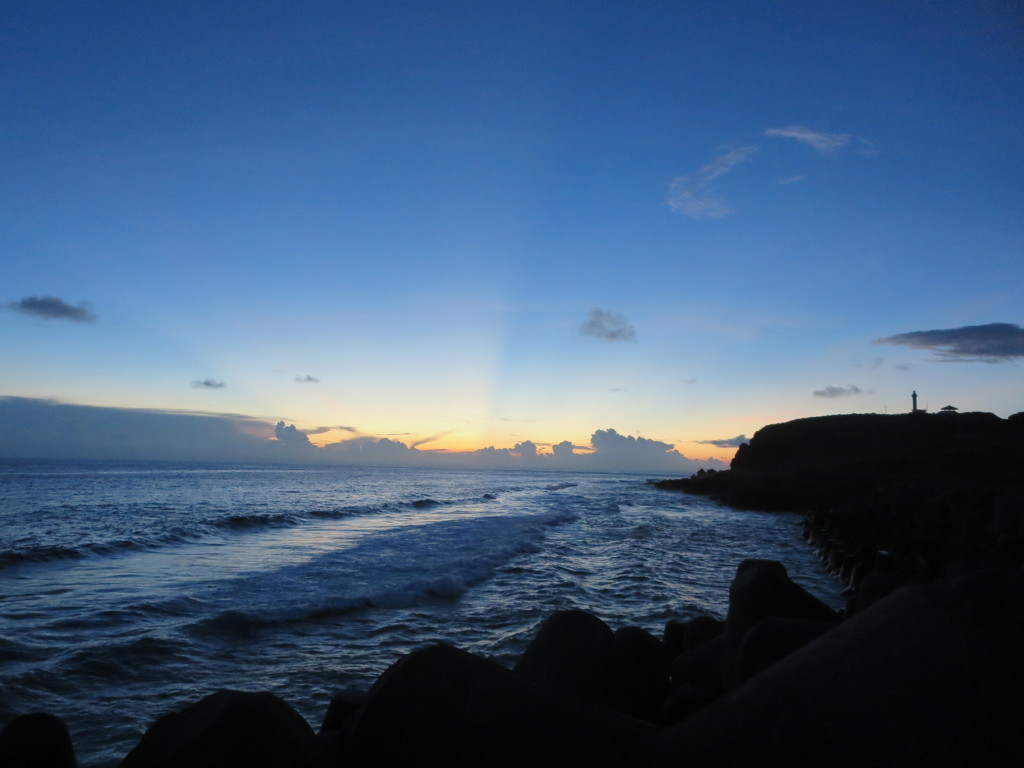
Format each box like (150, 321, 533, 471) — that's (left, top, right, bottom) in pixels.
(344, 641, 655, 767)
(721, 559, 839, 688)
(119, 690, 330, 768)
(7, 559, 1024, 767)
(513, 609, 616, 705)
(0, 712, 77, 768)
(642, 565, 1024, 767)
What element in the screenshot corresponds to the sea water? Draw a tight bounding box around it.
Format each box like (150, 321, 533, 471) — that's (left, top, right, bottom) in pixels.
(0, 460, 842, 766)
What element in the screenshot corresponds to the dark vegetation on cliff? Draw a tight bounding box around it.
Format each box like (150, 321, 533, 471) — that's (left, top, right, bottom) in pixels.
(656, 411, 1024, 582)
(659, 411, 1024, 512)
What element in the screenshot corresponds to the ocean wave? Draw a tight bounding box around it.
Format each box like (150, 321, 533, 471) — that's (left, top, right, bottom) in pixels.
(186, 510, 578, 635)
(409, 498, 445, 509)
(0, 528, 205, 571)
(545, 481, 578, 491)
(60, 636, 190, 679)
(0, 545, 86, 569)
(212, 512, 302, 530)
(0, 635, 49, 664)
(308, 504, 375, 519)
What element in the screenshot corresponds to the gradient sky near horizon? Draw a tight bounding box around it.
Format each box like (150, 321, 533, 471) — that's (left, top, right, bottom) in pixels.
(3, 1, 1023, 470)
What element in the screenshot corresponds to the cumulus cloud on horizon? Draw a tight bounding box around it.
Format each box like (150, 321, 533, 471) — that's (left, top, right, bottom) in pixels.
(580, 308, 636, 342)
(8, 295, 96, 323)
(274, 420, 313, 448)
(0, 397, 726, 474)
(877, 323, 1024, 362)
(192, 379, 226, 389)
(295, 374, 319, 383)
(666, 146, 758, 218)
(814, 385, 863, 398)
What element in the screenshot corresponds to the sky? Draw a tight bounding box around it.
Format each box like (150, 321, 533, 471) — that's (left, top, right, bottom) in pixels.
(2, 1, 1023, 473)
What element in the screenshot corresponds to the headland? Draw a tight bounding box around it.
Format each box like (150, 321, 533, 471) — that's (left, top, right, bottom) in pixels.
(3, 410, 1023, 766)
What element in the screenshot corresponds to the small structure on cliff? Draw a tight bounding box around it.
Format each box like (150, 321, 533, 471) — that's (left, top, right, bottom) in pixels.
(911, 390, 924, 414)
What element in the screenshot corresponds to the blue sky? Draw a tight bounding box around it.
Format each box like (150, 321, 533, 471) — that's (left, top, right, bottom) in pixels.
(2, 1, 1022, 471)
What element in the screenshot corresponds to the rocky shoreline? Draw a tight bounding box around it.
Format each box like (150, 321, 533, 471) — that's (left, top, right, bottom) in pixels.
(5, 411, 1024, 766)
(3, 554, 1022, 767)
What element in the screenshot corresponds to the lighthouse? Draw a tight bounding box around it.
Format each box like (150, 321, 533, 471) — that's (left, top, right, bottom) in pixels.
(912, 390, 919, 413)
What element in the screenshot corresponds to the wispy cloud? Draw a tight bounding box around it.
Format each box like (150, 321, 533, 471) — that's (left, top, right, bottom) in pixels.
(305, 425, 358, 435)
(877, 323, 1024, 362)
(667, 146, 758, 218)
(813, 385, 863, 398)
(766, 125, 850, 152)
(7, 295, 96, 323)
(777, 174, 808, 185)
(411, 431, 452, 449)
(295, 374, 319, 383)
(580, 308, 636, 342)
(192, 379, 226, 389)
(766, 125, 877, 157)
(697, 434, 749, 448)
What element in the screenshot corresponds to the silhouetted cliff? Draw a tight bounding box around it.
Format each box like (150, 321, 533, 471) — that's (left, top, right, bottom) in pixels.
(657, 411, 1024, 512)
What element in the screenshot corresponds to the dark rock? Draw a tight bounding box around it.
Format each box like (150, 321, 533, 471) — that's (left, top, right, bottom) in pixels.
(513, 609, 615, 705)
(0, 712, 77, 768)
(318, 690, 364, 734)
(684, 615, 724, 652)
(607, 626, 670, 721)
(657, 414, 1024, 564)
(641, 569, 1024, 767)
(663, 619, 687, 658)
(118, 690, 329, 768)
(734, 617, 836, 684)
(345, 642, 655, 767)
(670, 633, 724, 692)
(722, 559, 839, 688)
(316, 689, 364, 767)
(660, 683, 717, 725)
(850, 570, 911, 614)
(663, 615, 724, 659)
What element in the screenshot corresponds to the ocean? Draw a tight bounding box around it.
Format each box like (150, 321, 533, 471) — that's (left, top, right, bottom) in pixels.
(0, 460, 842, 766)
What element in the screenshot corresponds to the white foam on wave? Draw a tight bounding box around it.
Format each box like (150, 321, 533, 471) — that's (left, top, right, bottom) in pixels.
(192, 509, 579, 631)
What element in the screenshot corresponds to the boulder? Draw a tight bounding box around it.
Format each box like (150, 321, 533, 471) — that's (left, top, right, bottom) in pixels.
(685, 615, 725, 652)
(513, 609, 615, 705)
(317, 688, 365, 767)
(733, 617, 836, 684)
(0, 712, 77, 768)
(641, 568, 1024, 767)
(722, 559, 839, 688)
(670, 634, 724, 692)
(849, 570, 911, 614)
(660, 682, 717, 725)
(663, 619, 687, 658)
(663, 615, 723, 659)
(606, 626, 670, 721)
(318, 689, 364, 734)
(118, 690, 329, 768)
(345, 642, 655, 767)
